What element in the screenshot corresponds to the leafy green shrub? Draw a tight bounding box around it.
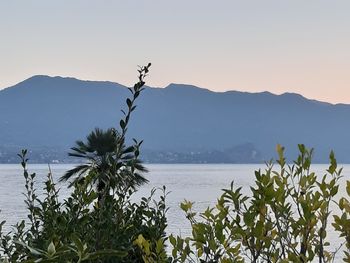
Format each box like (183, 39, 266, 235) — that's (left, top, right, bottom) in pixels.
(169, 145, 349, 263)
(333, 181, 350, 261)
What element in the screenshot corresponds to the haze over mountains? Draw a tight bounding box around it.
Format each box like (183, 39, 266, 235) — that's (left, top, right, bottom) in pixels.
(0, 75, 349, 163)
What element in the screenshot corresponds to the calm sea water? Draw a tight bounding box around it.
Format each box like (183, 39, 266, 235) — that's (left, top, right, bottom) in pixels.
(1, 163, 349, 259)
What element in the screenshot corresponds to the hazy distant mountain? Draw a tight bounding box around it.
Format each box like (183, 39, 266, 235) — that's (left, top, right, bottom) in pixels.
(1, 75, 350, 163)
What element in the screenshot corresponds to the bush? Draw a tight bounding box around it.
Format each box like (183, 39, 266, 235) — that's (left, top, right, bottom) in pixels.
(169, 145, 350, 262)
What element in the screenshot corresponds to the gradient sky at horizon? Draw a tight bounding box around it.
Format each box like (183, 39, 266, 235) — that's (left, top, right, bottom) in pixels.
(1, 0, 349, 103)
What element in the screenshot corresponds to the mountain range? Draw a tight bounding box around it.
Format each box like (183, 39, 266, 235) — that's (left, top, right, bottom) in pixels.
(0, 75, 349, 163)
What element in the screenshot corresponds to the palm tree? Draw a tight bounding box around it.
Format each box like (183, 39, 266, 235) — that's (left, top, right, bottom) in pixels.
(59, 127, 148, 196)
(59, 63, 151, 195)
(60, 63, 151, 203)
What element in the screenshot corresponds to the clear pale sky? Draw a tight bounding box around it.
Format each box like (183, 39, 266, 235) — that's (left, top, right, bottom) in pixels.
(1, 0, 349, 103)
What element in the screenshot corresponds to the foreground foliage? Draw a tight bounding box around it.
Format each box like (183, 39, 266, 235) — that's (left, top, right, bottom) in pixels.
(169, 145, 349, 262)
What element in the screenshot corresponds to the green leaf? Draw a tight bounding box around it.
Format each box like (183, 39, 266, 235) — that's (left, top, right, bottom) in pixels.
(47, 242, 56, 256)
(126, 98, 132, 108)
(71, 234, 84, 253)
(169, 235, 176, 246)
(120, 120, 126, 129)
(346, 181, 350, 196)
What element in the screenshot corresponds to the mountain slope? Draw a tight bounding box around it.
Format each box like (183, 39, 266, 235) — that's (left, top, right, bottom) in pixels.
(0, 76, 349, 163)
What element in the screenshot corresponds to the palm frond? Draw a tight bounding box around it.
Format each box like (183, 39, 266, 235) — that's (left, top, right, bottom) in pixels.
(68, 152, 88, 158)
(59, 164, 91, 183)
(132, 172, 149, 186)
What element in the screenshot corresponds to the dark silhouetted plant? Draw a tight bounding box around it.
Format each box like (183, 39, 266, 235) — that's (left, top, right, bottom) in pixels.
(60, 64, 151, 197)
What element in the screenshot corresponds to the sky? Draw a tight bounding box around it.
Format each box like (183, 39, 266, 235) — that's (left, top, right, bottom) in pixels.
(0, 0, 349, 103)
